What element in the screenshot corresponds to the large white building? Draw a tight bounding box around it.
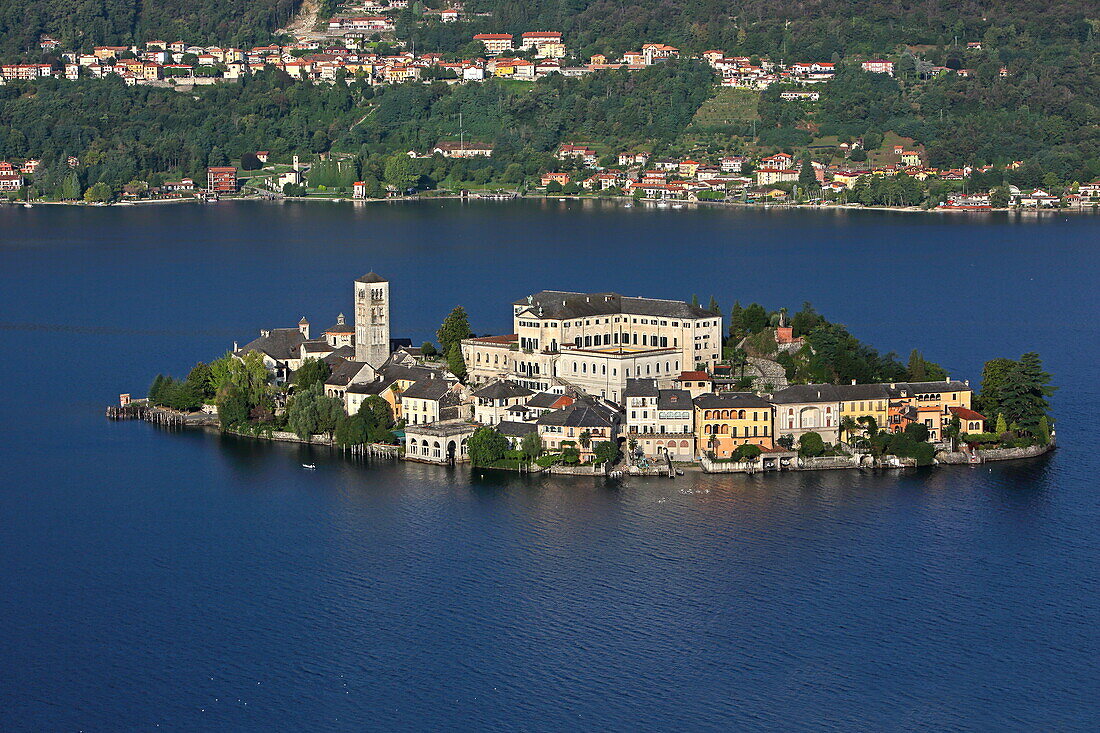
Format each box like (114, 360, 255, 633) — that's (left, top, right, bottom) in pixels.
(462, 290, 723, 403)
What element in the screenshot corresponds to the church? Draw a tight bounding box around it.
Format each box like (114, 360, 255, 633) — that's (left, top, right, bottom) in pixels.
(234, 272, 461, 420)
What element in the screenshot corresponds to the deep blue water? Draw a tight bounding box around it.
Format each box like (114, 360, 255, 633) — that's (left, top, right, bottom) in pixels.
(1, 200, 1097, 731)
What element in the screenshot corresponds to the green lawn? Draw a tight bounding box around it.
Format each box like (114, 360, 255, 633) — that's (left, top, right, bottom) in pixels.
(689, 87, 761, 128)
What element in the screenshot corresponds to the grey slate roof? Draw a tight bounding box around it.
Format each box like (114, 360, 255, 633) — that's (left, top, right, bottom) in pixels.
(496, 420, 538, 438)
(624, 378, 659, 398)
(831, 383, 892, 401)
(526, 392, 566, 409)
(658, 389, 692, 410)
(536, 400, 619, 429)
(891, 380, 971, 395)
(769, 384, 842, 404)
(325, 358, 368, 387)
(471, 381, 534, 400)
(322, 346, 356, 365)
(237, 328, 304, 362)
(694, 392, 773, 409)
(513, 290, 712, 321)
(356, 272, 387, 283)
(302, 339, 336, 354)
(401, 379, 454, 401)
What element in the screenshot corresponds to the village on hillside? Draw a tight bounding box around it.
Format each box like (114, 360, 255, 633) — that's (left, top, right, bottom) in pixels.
(4, 1, 1097, 209)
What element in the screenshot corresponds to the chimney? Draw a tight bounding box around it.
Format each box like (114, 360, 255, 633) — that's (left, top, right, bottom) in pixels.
(851, 379, 856, 385)
(890, 383, 895, 389)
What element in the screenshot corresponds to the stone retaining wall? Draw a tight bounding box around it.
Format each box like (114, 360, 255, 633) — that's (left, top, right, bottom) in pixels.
(938, 442, 1052, 464)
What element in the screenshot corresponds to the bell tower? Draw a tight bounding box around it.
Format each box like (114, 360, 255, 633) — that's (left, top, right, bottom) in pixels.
(354, 272, 390, 367)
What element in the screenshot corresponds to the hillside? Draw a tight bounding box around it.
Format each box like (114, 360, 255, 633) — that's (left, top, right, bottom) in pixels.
(0, 0, 302, 53)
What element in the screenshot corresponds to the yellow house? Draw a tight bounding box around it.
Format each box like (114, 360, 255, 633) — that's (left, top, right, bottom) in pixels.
(901, 151, 923, 167)
(694, 393, 774, 458)
(836, 383, 891, 438)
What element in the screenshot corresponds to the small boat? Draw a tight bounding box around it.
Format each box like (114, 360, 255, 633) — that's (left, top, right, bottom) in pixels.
(301, 463, 316, 470)
(655, 200, 670, 208)
(672, 204, 684, 209)
(676, 469, 685, 476)
(23, 203, 32, 208)
(622, 203, 632, 208)
(558, 198, 567, 201)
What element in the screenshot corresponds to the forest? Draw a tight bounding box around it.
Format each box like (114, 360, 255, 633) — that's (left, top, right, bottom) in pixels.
(0, 0, 1096, 194)
(0, 0, 302, 55)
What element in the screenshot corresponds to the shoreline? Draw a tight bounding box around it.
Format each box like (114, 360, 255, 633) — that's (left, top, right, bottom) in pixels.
(8, 193, 1098, 216)
(113, 406, 1056, 479)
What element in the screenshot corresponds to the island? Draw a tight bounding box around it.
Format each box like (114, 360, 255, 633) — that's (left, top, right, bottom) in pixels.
(111, 271, 1056, 476)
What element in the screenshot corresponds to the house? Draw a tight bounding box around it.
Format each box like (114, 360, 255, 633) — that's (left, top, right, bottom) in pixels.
(353, 181, 367, 199)
(1079, 182, 1100, 201)
(432, 141, 493, 158)
(678, 160, 700, 178)
(755, 168, 798, 186)
(641, 43, 678, 65)
(885, 380, 974, 441)
(950, 406, 986, 434)
(0, 172, 25, 190)
(472, 381, 534, 425)
(694, 392, 775, 458)
(901, 150, 923, 167)
(472, 33, 513, 55)
(161, 178, 195, 192)
(624, 379, 695, 460)
(768, 384, 842, 445)
(522, 391, 575, 419)
(673, 371, 712, 398)
(207, 166, 237, 193)
(540, 172, 570, 187)
(759, 153, 794, 170)
(400, 377, 467, 426)
(720, 156, 747, 173)
(861, 60, 894, 75)
(520, 32, 565, 58)
(235, 325, 309, 383)
(536, 399, 621, 460)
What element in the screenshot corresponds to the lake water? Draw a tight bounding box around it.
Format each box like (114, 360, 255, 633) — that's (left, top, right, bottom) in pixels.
(1, 200, 1097, 730)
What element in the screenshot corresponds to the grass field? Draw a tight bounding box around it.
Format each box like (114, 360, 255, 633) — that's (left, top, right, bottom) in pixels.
(689, 87, 761, 128)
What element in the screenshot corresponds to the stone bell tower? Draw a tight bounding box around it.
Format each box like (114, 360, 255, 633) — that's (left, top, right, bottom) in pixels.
(354, 272, 390, 368)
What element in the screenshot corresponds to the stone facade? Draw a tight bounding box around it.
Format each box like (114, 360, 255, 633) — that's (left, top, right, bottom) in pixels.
(354, 272, 390, 368)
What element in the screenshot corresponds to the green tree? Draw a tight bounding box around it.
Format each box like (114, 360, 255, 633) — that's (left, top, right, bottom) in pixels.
(360, 395, 393, 429)
(578, 430, 592, 451)
(383, 154, 417, 191)
(468, 426, 509, 466)
(592, 441, 618, 464)
(729, 301, 745, 341)
(799, 156, 816, 187)
(733, 444, 763, 462)
(1000, 352, 1054, 433)
(293, 357, 331, 391)
(742, 303, 769, 334)
(798, 431, 826, 457)
(84, 182, 113, 203)
(437, 306, 473, 356)
(229, 351, 271, 407)
(446, 343, 467, 382)
(216, 383, 249, 429)
(904, 422, 930, 442)
(990, 186, 1010, 208)
(285, 383, 344, 440)
(186, 362, 214, 400)
(707, 295, 721, 315)
(995, 413, 1008, 435)
(420, 341, 437, 358)
(520, 431, 542, 460)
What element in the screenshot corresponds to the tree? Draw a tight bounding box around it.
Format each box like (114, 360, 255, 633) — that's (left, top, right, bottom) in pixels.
(1001, 352, 1054, 433)
(799, 156, 816, 187)
(907, 349, 928, 381)
(384, 154, 417, 191)
(446, 343, 467, 382)
(421, 341, 437, 358)
(729, 301, 746, 341)
(468, 426, 508, 466)
(360, 395, 393, 429)
(578, 430, 592, 451)
(520, 431, 542, 461)
(990, 186, 1010, 208)
(293, 357, 331, 391)
(943, 415, 962, 450)
(240, 152, 262, 171)
(798, 431, 826, 457)
(285, 383, 344, 440)
(904, 422, 930, 442)
(733, 444, 762, 462)
(216, 383, 249, 429)
(707, 295, 721, 315)
(839, 415, 860, 445)
(437, 306, 473, 356)
(592, 441, 618, 464)
(229, 351, 271, 408)
(186, 362, 214, 400)
(84, 182, 113, 203)
(995, 413, 1008, 435)
(561, 445, 580, 464)
(546, 180, 563, 193)
(742, 303, 769, 334)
